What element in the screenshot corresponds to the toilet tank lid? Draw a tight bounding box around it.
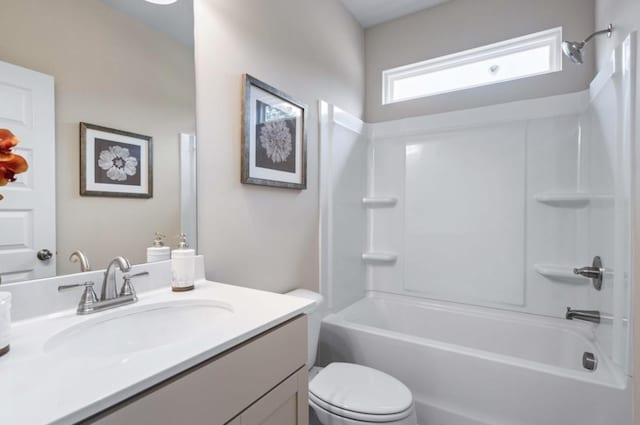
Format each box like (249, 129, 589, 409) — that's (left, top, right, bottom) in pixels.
(285, 289, 324, 310)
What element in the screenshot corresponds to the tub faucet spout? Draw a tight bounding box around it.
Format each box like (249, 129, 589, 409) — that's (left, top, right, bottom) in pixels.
(566, 307, 600, 323)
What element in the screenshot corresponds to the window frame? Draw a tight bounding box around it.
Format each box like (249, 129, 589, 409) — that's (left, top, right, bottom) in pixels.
(382, 27, 563, 105)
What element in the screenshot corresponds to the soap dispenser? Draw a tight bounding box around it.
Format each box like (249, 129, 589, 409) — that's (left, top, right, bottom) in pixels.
(147, 233, 170, 263)
(171, 233, 195, 292)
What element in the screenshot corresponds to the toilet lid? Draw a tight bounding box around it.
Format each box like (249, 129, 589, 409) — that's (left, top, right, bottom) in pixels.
(309, 363, 413, 416)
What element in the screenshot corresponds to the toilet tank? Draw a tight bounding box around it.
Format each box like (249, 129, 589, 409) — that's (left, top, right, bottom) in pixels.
(286, 289, 324, 368)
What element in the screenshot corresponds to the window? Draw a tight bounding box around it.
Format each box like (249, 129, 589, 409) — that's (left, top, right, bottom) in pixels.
(382, 27, 563, 104)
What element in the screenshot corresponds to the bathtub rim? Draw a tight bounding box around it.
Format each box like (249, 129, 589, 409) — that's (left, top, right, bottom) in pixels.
(322, 291, 628, 390)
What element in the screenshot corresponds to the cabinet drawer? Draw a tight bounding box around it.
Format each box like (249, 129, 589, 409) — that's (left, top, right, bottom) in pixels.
(86, 316, 307, 425)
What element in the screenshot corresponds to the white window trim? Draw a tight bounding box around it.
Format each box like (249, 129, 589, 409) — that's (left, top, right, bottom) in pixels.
(382, 27, 563, 105)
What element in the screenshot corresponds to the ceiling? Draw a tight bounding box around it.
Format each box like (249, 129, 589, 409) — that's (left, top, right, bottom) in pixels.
(340, 0, 450, 28)
(98, 0, 194, 47)
(98, 0, 447, 45)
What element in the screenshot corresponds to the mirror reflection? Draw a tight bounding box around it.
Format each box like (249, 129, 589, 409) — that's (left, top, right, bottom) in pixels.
(0, 0, 196, 281)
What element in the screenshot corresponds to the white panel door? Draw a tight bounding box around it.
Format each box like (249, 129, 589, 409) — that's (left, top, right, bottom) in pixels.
(0, 60, 55, 284)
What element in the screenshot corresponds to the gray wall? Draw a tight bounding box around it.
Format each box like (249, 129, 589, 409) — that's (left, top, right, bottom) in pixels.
(194, 0, 365, 293)
(364, 0, 596, 122)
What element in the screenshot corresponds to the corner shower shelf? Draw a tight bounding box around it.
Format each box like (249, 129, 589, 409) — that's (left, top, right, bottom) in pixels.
(533, 192, 614, 208)
(534, 264, 589, 284)
(534, 193, 591, 207)
(362, 252, 398, 265)
(362, 197, 398, 208)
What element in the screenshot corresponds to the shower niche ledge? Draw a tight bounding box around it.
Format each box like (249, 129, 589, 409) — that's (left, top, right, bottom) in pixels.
(534, 264, 590, 284)
(361, 197, 398, 208)
(362, 252, 398, 265)
(534, 192, 591, 207)
(533, 192, 614, 208)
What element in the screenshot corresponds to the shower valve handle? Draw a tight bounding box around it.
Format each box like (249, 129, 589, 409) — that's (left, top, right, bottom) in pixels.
(573, 266, 601, 278)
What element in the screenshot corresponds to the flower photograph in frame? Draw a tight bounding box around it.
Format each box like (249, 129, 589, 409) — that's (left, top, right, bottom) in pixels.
(241, 74, 307, 190)
(80, 122, 153, 198)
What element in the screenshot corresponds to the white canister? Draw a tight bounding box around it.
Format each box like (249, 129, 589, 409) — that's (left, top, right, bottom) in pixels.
(0, 292, 11, 356)
(147, 232, 171, 263)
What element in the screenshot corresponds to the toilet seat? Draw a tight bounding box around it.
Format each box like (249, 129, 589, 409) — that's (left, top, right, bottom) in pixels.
(309, 363, 414, 423)
(309, 392, 414, 423)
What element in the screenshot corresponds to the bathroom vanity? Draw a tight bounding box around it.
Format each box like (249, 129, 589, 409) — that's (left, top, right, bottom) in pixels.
(86, 317, 308, 425)
(0, 258, 313, 425)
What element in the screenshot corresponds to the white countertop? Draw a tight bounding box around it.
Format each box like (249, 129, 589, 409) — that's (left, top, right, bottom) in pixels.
(0, 280, 313, 425)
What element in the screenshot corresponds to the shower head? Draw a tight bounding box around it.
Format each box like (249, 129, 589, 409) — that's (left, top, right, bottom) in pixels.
(562, 24, 613, 64)
(562, 40, 585, 64)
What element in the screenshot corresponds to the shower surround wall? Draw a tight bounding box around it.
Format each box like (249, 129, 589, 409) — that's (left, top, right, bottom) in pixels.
(366, 88, 630, 373)
(319, 32, 636, 425)
(319, 102, 368, 312)
(320, 33, 636, 384)
(369, 93, 587, 312)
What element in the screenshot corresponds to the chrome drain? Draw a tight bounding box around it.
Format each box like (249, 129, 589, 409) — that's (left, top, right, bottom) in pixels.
(583, 352, 597, 371)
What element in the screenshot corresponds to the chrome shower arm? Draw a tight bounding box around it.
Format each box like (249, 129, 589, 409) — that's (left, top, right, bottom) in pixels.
(583, 24, 613, 44)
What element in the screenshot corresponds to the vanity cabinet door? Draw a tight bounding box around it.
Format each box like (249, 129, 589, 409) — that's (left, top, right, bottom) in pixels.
(227, 367, 308, 425)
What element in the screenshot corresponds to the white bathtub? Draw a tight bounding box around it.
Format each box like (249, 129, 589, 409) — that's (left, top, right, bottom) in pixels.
(317, 292, 631, 425)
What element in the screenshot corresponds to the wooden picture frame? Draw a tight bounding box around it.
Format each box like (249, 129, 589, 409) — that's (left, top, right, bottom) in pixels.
(80, 122, 153, 198)
(241, 74, 307, 190)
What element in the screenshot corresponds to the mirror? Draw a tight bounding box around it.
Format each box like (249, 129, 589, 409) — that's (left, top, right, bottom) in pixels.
(0, 0, 196, 281)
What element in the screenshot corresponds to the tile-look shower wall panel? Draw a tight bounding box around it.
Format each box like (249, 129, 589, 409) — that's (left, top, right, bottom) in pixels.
(585, 96, 617, 365)
(368, 92, 592, 317)
(525, 115, 591, 317)
(403, 123, 526, 306)
(585, 52, 632, 371)
(367, 138, 405, 291)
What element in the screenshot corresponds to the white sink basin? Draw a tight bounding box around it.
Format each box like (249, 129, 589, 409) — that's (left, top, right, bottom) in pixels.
(44, 300, 233, 357)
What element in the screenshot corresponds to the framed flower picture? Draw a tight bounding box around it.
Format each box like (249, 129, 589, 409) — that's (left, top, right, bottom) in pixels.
(80, 122, 153, 198)
(241, 74, 307, 190)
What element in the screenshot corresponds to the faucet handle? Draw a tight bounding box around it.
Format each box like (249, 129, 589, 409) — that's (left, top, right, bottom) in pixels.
(120, 271, 149, 298)
(58, 281, 95, 292)
(123, 272, 150, 280)
(573, 256, 604, 290)
(58, 282, 99, 315)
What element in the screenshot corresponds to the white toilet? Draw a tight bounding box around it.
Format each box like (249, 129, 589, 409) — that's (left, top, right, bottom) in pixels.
(287, 290, 417, 425)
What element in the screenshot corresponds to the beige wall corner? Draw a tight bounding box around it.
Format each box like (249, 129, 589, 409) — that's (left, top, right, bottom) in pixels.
(193, 0, 365, 293)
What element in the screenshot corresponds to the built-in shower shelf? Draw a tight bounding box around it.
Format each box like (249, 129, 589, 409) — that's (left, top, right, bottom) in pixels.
(534, 264, 589, 284)
(534, 192, 614, 208)
(362, 252, 398, 265)
(362, 197, 398, 208)
(534, 193, 591, 207)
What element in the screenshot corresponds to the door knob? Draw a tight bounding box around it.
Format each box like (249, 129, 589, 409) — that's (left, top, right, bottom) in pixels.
(37, 249, 53, 261)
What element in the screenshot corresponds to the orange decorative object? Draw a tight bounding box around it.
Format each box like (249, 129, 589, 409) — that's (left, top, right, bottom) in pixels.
(0, 129, 29, 201)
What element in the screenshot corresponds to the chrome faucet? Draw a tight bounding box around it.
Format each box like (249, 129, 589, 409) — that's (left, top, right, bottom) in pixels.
(69, 250, 91, 272)
(58, 256, 151, 315)
(566, 307, 601, 323)
(101, 256, 131, 301)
